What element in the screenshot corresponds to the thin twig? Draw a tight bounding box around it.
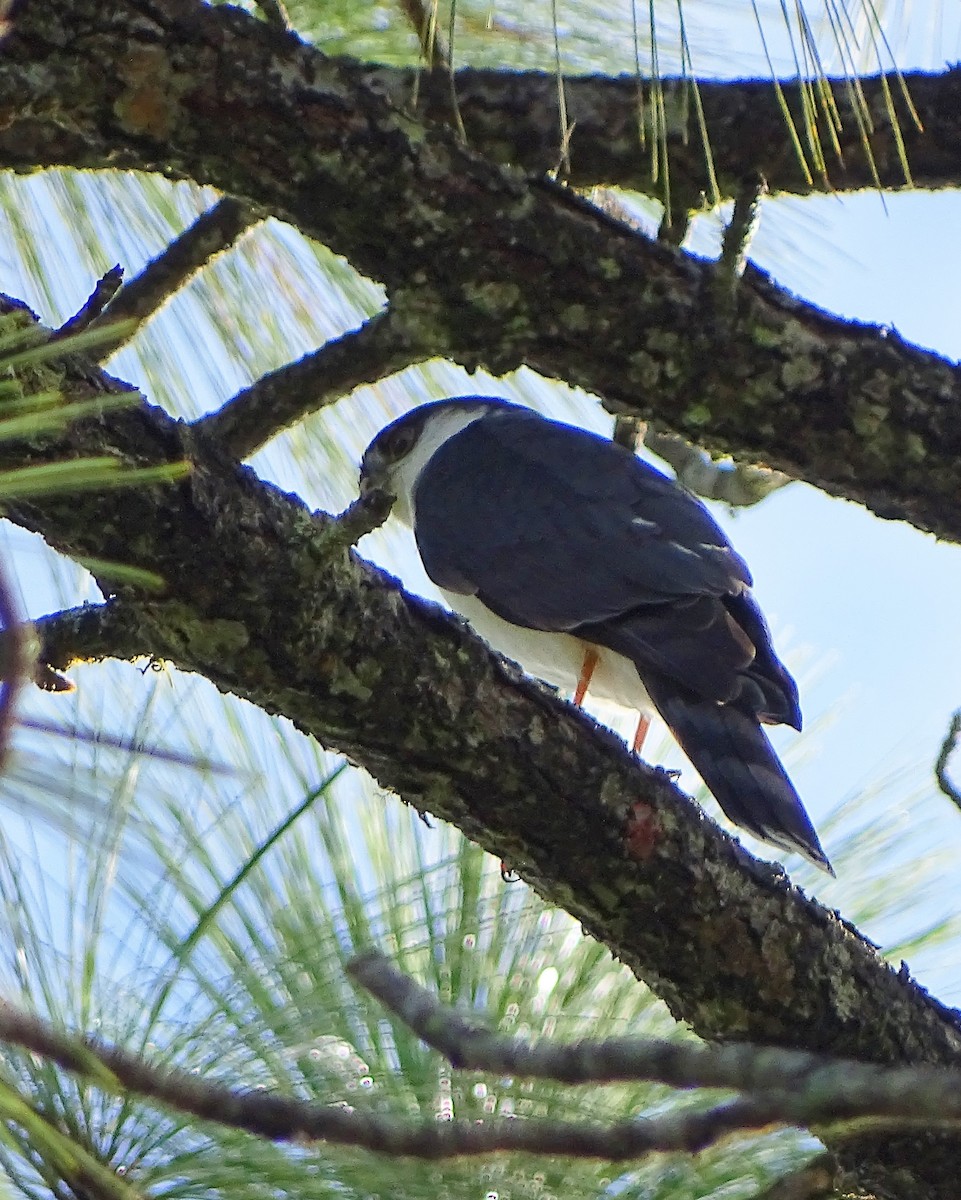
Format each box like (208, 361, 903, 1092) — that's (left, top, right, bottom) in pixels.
(348, 951, 961, 1126)
(0, 998, 770, 1160)
(253, 0, 291, 31)
(715, 171, 768, 303)
(321, 491, 394, 549)
(935, 710, 961, 810)
(400, 0, 450, 68)
(644, 428, 791, 507)
(12, 965, 947, 1166)
(52, 266, 124, 340)
(89, 197, 259, 358)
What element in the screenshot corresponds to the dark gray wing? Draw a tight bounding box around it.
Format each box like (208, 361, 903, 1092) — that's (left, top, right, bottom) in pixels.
(415, 409, 750, 625)
(413, 408, 761, 708)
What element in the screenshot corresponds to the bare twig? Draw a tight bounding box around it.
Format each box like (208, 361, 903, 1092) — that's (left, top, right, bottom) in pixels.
(716, 172, 768, 299)
(348, 951, 961, 1128)
(197, 309, 432, 460)
(935, 710, 961, 810)
(19, 713, 235, 772)
(253, 0, 290, 30)
(399, 0, 450, 68)
(608, 417, 790, 507)
(0, 997, 771, 1160)
(321, 490, 394, 549)
(52, 266, 124, 340)
(89, 197, 259, 357)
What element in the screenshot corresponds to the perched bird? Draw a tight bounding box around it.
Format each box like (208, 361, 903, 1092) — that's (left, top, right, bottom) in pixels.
(360, 397, 831, 874)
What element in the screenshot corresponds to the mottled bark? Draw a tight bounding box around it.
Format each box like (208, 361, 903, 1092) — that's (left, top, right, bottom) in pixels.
(370, 64, 959, 202)
(2, 300, 961, 1197)
(1, 0, 960, 541)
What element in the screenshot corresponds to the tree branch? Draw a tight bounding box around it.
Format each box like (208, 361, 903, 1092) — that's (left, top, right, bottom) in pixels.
(4, 296, 961, 1194)
(53, 265, 124, 339)
(369, 63, 951, 201)
(643, 427, 791, 507)
(2, 0, 960, 541)
(8, 990, 961, 1165)
(90, 197, 259, 357)
(2, 4, 960, 1191)
(398, 0, 450, 69)
(197, 309, 434, 459)
(33, 601, 155, 675)
(935, 710, 961, 811)
(0, 999, 781, 1159)
(251, 0, 289, 32)
(349, 950, 961, 1127)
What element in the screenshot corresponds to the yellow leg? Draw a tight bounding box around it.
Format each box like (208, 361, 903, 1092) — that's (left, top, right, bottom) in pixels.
(573, 646, 599, 707)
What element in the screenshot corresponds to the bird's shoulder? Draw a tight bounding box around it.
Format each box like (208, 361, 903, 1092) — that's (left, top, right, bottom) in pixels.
(418, 408, 751, 596)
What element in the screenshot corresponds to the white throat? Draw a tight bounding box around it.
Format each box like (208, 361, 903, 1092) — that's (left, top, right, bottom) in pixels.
(389, 406, 492, 527)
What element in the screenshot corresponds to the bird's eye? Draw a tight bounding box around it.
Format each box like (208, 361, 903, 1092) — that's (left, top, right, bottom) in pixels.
(380, 422, 419, 461)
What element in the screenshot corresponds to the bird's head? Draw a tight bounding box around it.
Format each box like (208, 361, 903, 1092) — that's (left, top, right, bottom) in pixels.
(359, 397, 514, 525)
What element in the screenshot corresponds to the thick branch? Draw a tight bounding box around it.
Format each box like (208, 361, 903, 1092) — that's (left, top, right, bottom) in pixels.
(370, 64, 956, 202)
(4, 305, 961, 1196)
(2, 1, 960, 541)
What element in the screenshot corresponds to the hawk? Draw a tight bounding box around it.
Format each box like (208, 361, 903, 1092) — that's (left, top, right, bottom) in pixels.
(360, 397, 831, 873)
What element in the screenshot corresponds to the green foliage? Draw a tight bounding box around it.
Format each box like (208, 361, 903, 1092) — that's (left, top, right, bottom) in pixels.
(0, 665, 828, 1200)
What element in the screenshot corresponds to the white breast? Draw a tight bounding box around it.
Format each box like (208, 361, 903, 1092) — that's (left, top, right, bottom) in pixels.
(440, 589, 653, 715)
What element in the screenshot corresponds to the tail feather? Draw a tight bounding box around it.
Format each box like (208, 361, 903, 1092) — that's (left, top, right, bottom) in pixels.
(644, 673, 833, 874)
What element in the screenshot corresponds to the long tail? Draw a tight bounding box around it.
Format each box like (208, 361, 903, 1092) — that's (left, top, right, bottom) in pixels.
(644, 674, 833, 874)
